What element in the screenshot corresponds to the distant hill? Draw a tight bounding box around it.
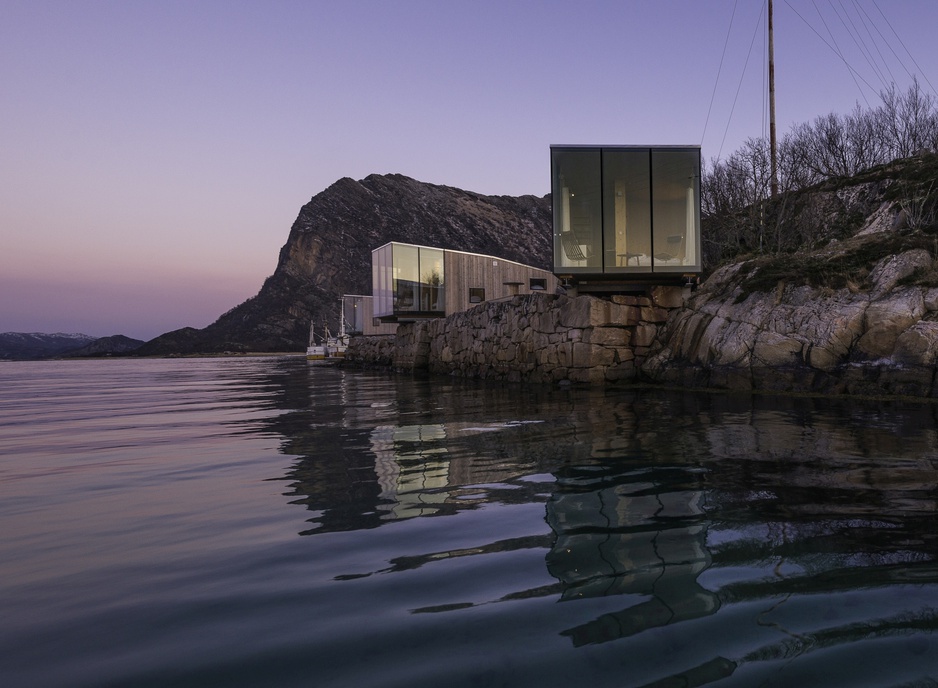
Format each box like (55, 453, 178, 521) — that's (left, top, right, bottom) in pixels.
(62, 334, 146, 358)
(136, 174, 552, 355)
(0, 332, 96, 360)
(0, 332, 144, 360)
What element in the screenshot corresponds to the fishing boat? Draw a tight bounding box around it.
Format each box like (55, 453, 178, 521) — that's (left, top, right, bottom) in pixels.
(325, 300, 349, 360)
(306, 300, 350, 363)
(306, 322, 329, 363)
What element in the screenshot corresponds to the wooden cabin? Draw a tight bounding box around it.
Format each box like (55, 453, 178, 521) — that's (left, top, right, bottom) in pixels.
(372, 242, 558, 322)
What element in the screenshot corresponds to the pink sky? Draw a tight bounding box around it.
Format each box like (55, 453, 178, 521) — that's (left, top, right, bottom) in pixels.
(3, 0, 937, 341)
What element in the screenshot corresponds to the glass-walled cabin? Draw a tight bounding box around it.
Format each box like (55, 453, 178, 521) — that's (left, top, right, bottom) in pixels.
(373, 243, 445, 319)
(551, 145, 701, 282)
(372, 241, 558, 321)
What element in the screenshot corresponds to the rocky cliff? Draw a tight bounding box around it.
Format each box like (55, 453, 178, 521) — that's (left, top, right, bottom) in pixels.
(137, 174, 551, 355)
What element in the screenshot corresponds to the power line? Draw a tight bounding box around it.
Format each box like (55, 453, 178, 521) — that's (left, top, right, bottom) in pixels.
(854, 0, 912, 87)
(718, 1, 766, 160)
(871, 0, 938, 98)
(701, 0, 740, 149)
(848, 0, 898, 86)
(783, 0, 876, 106)
(812, 0, 873, 106)
(831, 0, 890, 91)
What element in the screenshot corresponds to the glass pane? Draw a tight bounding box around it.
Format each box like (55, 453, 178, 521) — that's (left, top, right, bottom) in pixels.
(603, 149, 651, 273)
(373, 244, 393, 317)
(552, 149, 602, 272)
(652, 150, 700, 272)
(393, 243, 420, 312)
(418, 247, 445, 312)
(343, 296, 364, 334)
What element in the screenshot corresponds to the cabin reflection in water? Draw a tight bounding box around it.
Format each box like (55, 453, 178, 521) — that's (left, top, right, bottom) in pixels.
(546, 475, 719, 646)
(371, 424, 452, 519)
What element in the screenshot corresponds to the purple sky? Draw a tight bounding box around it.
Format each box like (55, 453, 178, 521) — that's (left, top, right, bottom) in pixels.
(3, 0, 937, 341)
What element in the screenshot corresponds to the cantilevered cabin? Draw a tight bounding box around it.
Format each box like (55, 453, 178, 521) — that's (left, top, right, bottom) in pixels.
(372, 242, 558, 322)
(551, 145, 701, 291)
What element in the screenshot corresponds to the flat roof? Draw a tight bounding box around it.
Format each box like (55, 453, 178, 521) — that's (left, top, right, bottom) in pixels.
(550, 144, 700, 150)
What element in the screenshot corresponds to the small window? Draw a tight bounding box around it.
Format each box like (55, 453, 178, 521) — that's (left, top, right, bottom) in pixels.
(469, 287, 485, 303)
(529, 278, 547, 291)
(373, 318, 381, 327)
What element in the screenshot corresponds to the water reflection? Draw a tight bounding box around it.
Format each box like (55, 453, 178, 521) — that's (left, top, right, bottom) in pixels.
(265, 360, 938, 563)
(257, 360, 938, 685)
(546, 468, 718, 645)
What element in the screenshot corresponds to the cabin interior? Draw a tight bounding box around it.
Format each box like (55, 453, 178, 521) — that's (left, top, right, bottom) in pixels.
(551, 145, 701, 291)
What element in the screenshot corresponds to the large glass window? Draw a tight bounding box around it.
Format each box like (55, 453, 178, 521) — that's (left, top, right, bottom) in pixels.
(651, 149, 700, 272)
(392, 243, 420, 312)
(343, 295, 365, 335)
(552, 149, 602, 272)
(419, 247, 444, 312)
(551, 146, 701, 277)
(373, 244, 393, 318)
(374, 243, 446, 317)
(603, 149, 651, 273)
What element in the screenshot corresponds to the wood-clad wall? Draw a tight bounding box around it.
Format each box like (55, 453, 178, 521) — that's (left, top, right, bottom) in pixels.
(443, 251, 558, 313)
(361, 296, 399, 336)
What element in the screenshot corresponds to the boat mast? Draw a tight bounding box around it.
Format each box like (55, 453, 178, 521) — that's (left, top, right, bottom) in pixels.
(768, 0, 778, 197)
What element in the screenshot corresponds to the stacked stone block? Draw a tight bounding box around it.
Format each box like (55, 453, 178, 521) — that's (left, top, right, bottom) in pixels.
(347, 287, 684, 384)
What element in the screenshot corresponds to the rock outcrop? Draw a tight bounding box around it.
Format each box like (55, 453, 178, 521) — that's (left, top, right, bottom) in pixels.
(138, 174, 551, 355)
(643, 245, 938, 396)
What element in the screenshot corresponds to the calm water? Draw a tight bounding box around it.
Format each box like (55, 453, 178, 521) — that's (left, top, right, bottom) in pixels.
(3, 357, 938, 687)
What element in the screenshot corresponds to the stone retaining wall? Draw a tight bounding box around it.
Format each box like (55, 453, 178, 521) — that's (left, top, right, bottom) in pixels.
(346, 334, 396, 367)
(345, 287, 685, 384)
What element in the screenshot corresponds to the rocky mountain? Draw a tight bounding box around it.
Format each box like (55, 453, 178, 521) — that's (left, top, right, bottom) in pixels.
(137, 174, 552, 355)
(0, 332, 96, 360)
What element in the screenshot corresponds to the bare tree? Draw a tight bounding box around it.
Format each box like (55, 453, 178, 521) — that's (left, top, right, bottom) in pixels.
(702, 81, 938, 268)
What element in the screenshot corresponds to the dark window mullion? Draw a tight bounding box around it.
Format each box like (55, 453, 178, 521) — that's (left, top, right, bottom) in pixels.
(599, 148, 605, 272)
(648, 150, 655, 273)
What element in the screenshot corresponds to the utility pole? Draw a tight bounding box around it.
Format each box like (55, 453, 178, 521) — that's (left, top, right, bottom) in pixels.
(769, 0, 779, 197)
